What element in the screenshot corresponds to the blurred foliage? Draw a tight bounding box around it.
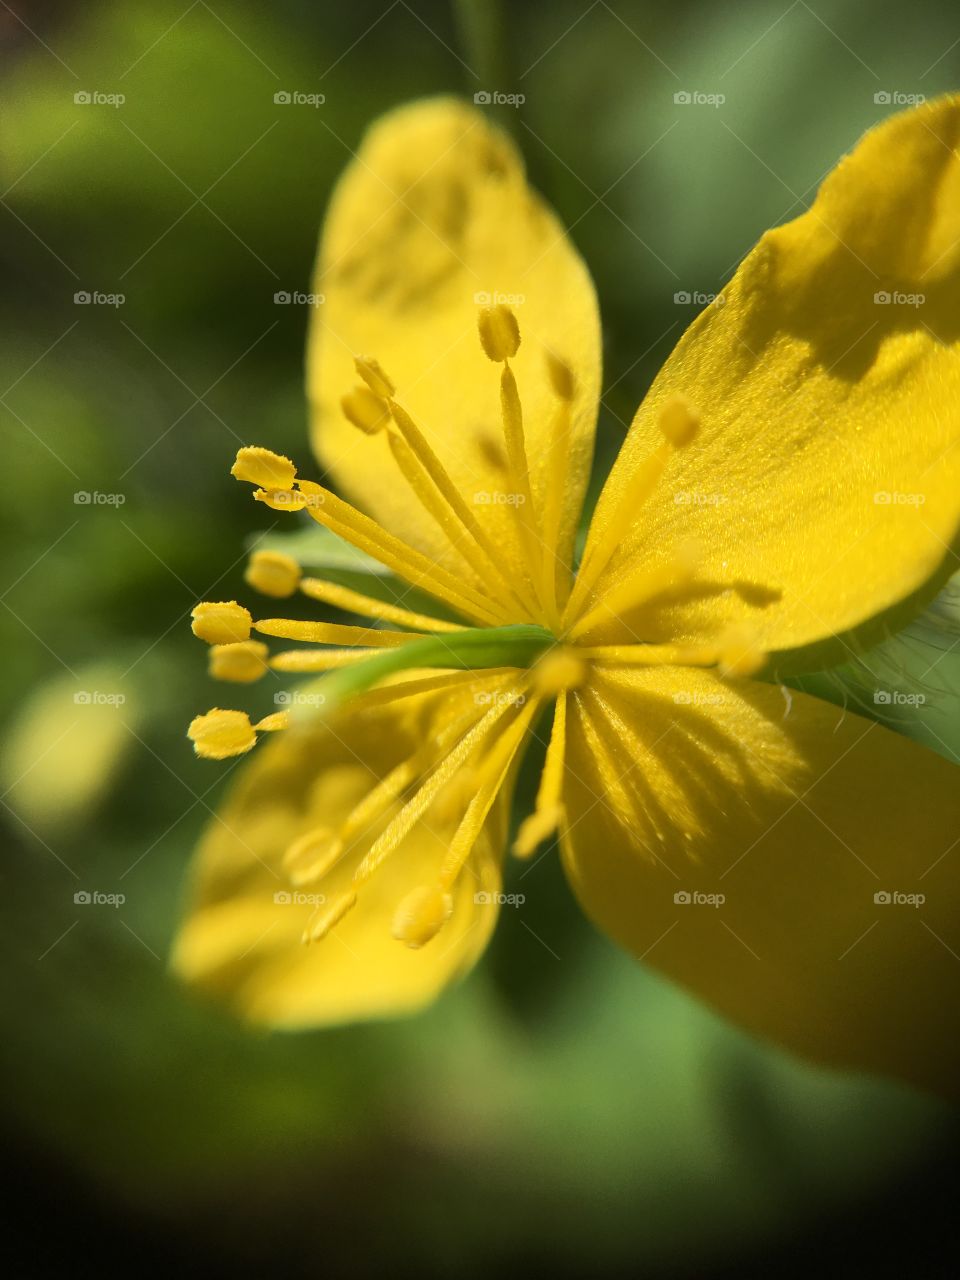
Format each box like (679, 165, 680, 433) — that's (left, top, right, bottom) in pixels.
(1, 0, 958, 1272)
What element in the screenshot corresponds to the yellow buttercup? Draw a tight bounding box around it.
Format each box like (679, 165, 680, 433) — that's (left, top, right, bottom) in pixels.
(174, 95, 960, 1098)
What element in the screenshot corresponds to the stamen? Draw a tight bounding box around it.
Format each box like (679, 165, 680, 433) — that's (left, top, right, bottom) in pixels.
(245, 550, 301, 598)
(341, 385, 390, 435)
(391, 884, 453, 949)
(514, 690, 568, 858)
(269, 648, 381, 671)
(477, 304, 521, 362)
(282, 827, 343, 886)
(538, 352, 576, 624)
(191, 601, 252, 645)
(253, 487, 317, 513)
(299, 577, 463, 634)
(187, 708, 287, 759)
(354, 355, 395, 399)
(330, 698, 497, 859)
(436, 694, 541, 891)
(231, 446, 297, 490)
(291, 479, 508, 627)
(354, 687, 528, 884)
(302, 890, 357, 944)
(475, 307, 547, 616)
(208, 640, 269, 683)
(339, 353, 539, 619)
(564, 397, 700, 623)
(568, 543, 701, 640)
(254, 618, 423, 647)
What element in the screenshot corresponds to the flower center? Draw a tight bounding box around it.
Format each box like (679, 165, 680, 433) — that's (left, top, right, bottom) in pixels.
(186, 305, 770, 952)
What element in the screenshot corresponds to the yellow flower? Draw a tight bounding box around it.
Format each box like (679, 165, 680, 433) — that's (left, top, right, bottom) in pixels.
(173, 96, 960, 1097)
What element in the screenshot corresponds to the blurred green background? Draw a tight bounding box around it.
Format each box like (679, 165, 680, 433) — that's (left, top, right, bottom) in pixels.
(2, 1, 959, 1274)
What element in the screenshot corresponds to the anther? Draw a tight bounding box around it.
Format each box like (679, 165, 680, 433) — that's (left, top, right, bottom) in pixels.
(391, 884, 454, 949)
(354, 355, 395, 399)
(188, 709, 257, 759)
(341, 385, 390, 434)
(282, 827, 344, 886)
(245, 549, 302, 598)
(208, 640, 269, 683)
(477, 304, 520, 363)
(191, 601, 252, 645)
(231, 446, 297, 490)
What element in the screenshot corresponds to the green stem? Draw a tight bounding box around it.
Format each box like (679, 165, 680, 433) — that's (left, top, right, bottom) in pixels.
(294, 623, 554, 721)
(454, 0, 505, 89)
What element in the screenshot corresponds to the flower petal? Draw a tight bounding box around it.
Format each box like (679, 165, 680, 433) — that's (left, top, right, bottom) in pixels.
(171, 687, 506, 1027)
(580, 95, 960, 670)
(560, 665, 960, 1097)
(307, 97, 601, 601)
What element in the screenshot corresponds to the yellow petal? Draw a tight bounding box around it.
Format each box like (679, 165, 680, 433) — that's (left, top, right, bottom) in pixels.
(307, 97, 601, 599)
(580, 95, 960, 671)
(171, 686, 507, 1027)
(561, 665, 960, 1098)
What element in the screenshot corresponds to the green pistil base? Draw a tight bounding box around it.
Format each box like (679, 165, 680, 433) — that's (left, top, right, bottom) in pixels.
(294, 624, 555, 721)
